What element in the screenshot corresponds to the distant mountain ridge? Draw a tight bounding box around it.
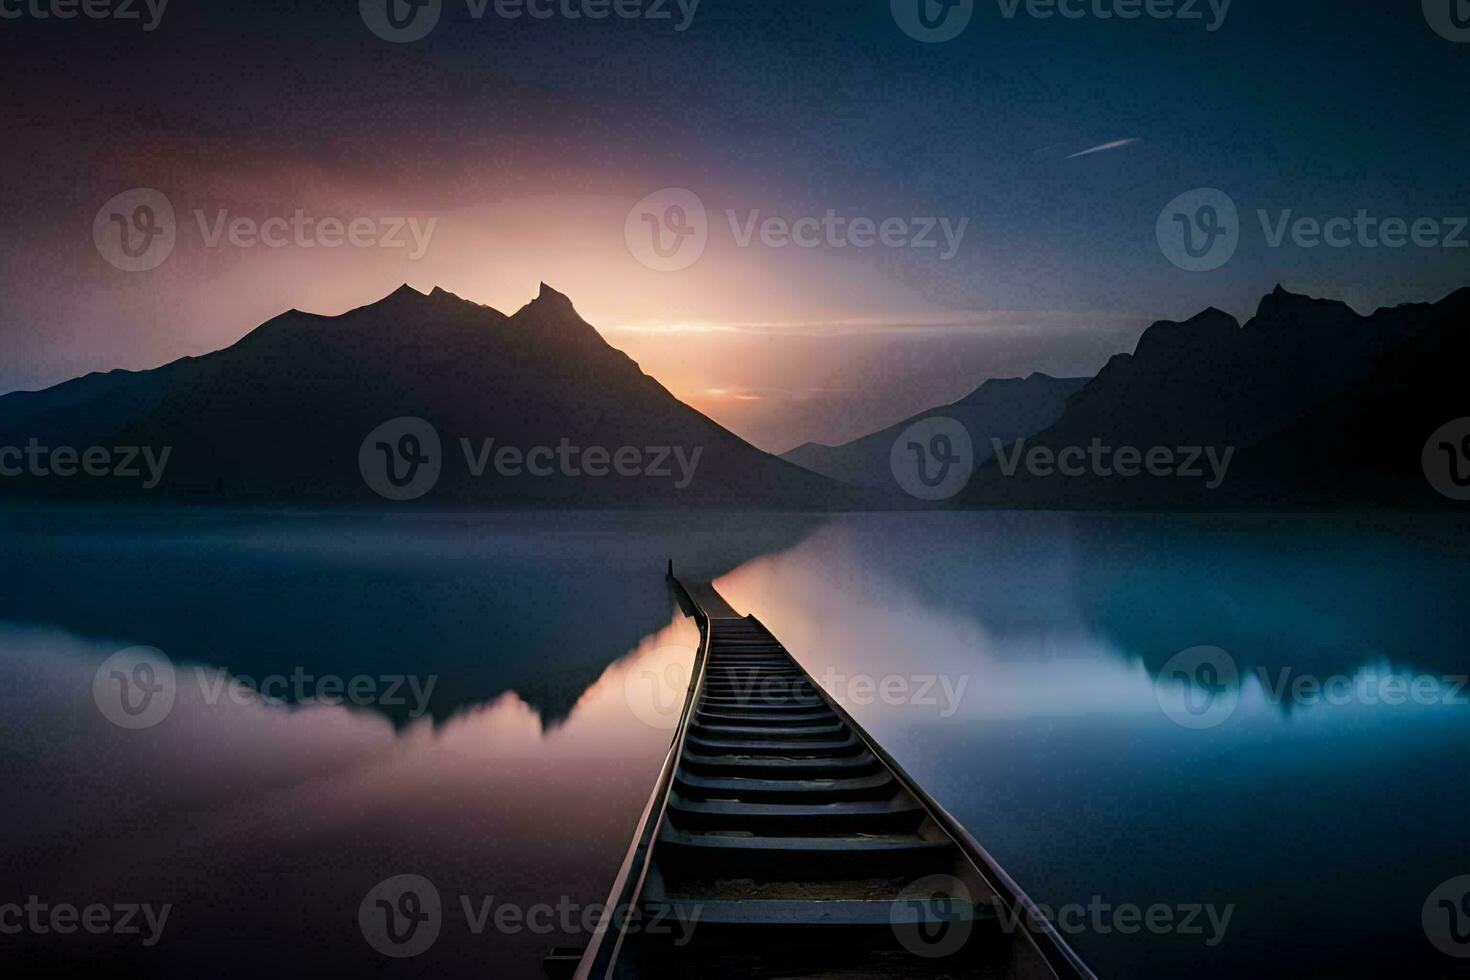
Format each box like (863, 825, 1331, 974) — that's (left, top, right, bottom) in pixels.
(781, 372, 1090, 490)
(959, 284, 1470, 508)
(4, 281, 1465, 509)
(0, 284, 853, 508)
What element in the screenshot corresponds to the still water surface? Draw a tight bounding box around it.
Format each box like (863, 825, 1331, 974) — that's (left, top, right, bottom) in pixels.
(1, 507, 1467, 977)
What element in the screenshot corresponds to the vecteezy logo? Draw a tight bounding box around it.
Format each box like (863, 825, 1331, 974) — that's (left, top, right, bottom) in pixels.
(622, 646, 695, 729)
(890, 416, 974, 501)
(93, 189, 176, 273)
(360, 0, 442, 43)
(1422, 418, 1470, 502)
(891, 874, 974, 958)
(359, 417, 442, 501)
(359, 874, 442, 958)
(891, 0, 974, 43)
(1156, 188, 1239, 272)
(1154, 645, 1239, 729)
(1424, 875, 1470, 958)
(92, 647, 177, 730)
(624, 188, 708, 272)
(1424, 0, 1470, 42)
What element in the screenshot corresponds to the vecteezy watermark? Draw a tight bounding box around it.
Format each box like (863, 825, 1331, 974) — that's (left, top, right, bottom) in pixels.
(1154, 646, 1470, 730)
(0, 0, 169, 31)
(889, 418, 1235, 500)
(92, 647, 439, 729)
(815, 668, 970, 718)
(359, 417, 705, 501)
(624, 188, 708, 272)
(0, 897, 172, 947)
(93, 647, 177, 730)
(1255, 667, 1469, 709)
(891, 0, 974, 43)
(1424, 0, 1470, 43)
(890, 416, 975, 501)
(726, 210, 969, 261)
(194, 210, 437, 259)
(1021, 895, 1233, 947)
(359, 0, 443, 42)
(1158, 189, 1468, 272)
(889, 874, 1233, 956)
(359, 418, 443, 502)
(891, 874, 977, 957)
(622, 645, 696, 729)
(891, 0, 1231, 43)
(359, 875, 442, 958)
(1154, 646, 1240, 729)
(93, 188, 177, 272)
(359, 0, 699, 43)
(1424, 875, 1470, 958)
(358, 875, 699, 958)
(93, 189, 438, 272)
(460, 438, 702, 488)
(992, 438, 1236, 490)
(995, 0, 1231, 30)
(623, 189, 970, 271)
(1257, 210, 1468, 251)
(192, 667, 438, 718)
(651, 662, 969, 718)
(1423, 418, 1470, 502)
(0, 439, 172, 488)
(1156, 188, 1239, 272)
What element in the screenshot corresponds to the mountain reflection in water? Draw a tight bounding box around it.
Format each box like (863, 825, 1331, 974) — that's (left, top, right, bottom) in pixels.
(2, 508, 1467, 978)
(714, 511, 1470, 980)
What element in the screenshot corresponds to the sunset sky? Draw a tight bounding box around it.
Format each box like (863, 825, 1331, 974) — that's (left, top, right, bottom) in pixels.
(2, 1, 1466, 452)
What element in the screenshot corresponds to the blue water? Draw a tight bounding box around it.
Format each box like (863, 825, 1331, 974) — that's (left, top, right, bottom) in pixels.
(717, 512, 1470, 979)
(2, 506, 1467, 977)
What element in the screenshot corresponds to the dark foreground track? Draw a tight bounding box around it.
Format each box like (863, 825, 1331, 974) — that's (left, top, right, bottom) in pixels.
(568, 576, 1094, 980)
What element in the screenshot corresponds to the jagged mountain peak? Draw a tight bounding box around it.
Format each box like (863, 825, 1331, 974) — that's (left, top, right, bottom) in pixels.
(356, 282, 582, 322)
(513, 281, 579, 319)
(365, 283, 508, 316)
(1250, 284, 1359, 328)
(346, 282, 475, 318)
(1132, 306, 1239, 360)
(428, 285, 464, 301)
(384, 282, 427, 301)
(0, 280, 850, 508)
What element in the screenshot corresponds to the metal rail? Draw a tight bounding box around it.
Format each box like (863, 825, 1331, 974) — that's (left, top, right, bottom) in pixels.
(572, 571, 711, 980)
(746, 612, 1096, 980)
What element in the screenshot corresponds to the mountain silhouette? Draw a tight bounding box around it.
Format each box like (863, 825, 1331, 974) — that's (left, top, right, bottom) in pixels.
(0, 506, 828, 727)
(0, 284, 853, 508)
(781, 372, 1089, 491)
(959, 284, 1470, 508)
(6, 282, 1465, 510)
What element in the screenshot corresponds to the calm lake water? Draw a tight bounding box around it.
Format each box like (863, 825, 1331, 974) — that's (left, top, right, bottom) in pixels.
(1, 507, 1468, 977)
